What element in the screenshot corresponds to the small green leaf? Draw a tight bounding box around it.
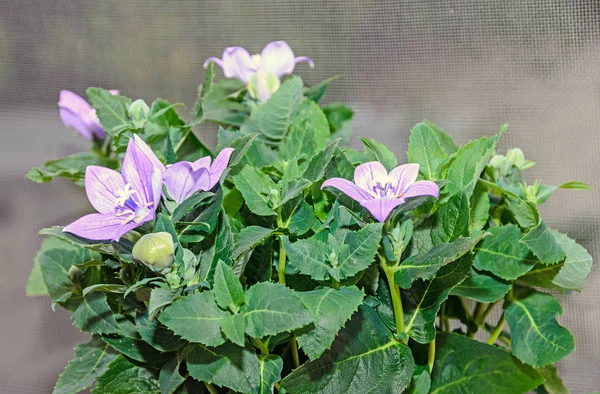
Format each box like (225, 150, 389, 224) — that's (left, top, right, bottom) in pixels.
(102, 318, 170, 363)
(276, 178, 312, 208)
(186, 343, 260, 394)
(221, 314, 246, 347)
(296, 286, 364, 360)
(450, 269, 511, 302)
(135, 311, 186, 353)
(52, 337, 117, 394)
(407, 122, 448, 180)
(227, 133, 260, 168)
(148, 288, 181, 320)
(242, 282, 313, 338)
(505, 292, 575, 367)
(92, 355, 159, 394)
(281, 306, 414, 394)
(27, 153, 119, 184)
(72, 292, 120, 334)
(232, 166, 277, 216)
(430, 192, 469, 245)
(473, 224, 536, 280)
(26, 260, 47, 296)
(171, 192, 214, 223)
(470, 182, 490, 231)
(361, 137, 398, 172)
(282, 236, 331, 281)
(336, 222, 384, 280)
(406, 365, 431, 394)
(259, 355, 283, 394)
(520, 220, 566, 265)
(304, 76, 341, 102)
(430, 333, 544, 394)
(86, 88, 132, 136)
(214, 261, 245, 312)
(159, 292, 228, 346)
(536, 365, 568, 394)
(302, 139, 341, 182)
(159, 357, 185, 394)
(232, 226, 275, 261)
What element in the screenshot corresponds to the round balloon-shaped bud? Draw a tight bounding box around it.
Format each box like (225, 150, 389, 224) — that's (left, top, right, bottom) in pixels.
(132, 232, 176, 270)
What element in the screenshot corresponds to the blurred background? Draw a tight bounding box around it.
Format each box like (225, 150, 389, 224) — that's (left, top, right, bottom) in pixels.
(1, 1, 599, 392)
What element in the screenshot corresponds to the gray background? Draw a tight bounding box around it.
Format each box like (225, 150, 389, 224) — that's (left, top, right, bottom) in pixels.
(1, 1, 599, 392)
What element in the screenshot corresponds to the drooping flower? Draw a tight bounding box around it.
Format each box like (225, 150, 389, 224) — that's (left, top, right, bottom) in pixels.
(162, 148, 235, 204)
(203, 41, 314, 101)
(63, 136, 162, 241)
(58, 90, 119, 140)
(321, 162, 440, 222)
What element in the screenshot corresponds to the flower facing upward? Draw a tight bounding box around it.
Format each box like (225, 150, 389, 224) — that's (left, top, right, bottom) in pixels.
(58, 90, 119, 140)
(63, 136, 163, 241)
(162, 148, 235, 204)
(321, 162, 440, 222)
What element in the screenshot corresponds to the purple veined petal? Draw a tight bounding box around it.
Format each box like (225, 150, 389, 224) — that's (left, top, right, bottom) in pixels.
(133, 134, 165, 173)
(360, 197, 406, 223)
(191, 156, 211, 171)
(294, 56, 315, 68)
(85, 166, 126, 214)
(354, 161, 388, 193)
(388, 163, 420, 196)
(403, 180, 440, 200)
(203, 56, 224, 69)
(222, 47, 257, 83)
(121, 138, 157, 207)
(321, 178, 371, 203)
(150, 167, 163, 210)
(59, 105, 93, 140)
(58, 90, 94, 140)
(208, 147, 235, 189)
(192, 167, 212, 193)
(260, 40, 296, 78)
(63, 213, 141, 241)
(163, 162, 210, 204)
(87, 109, 106, 140)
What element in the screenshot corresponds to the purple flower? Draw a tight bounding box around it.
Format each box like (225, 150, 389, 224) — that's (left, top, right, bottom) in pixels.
(162, 148, 235, 204)
(58, 90, 119, 140)
(203, 41, 314, 83)
(63, 136, 163, 241)
(322, 162, 440, 222)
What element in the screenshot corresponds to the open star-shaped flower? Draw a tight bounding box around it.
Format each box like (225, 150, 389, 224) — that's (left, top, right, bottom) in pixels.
(322, 162, 440, 222)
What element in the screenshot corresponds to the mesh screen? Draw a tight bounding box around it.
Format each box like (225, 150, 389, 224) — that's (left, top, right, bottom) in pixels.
(1, 1, 599, 392)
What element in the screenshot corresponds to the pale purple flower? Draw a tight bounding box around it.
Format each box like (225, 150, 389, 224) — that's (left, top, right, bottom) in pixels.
(58, 90, 119, 140)
(162, 148, 235, 204)
(63, 136, 162, 241)
(203, 41, 314, 83)
(321, 162, 440, 222)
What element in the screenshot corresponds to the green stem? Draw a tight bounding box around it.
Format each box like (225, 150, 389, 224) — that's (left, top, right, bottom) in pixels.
(487, 313, 506, 345)
(473, 302, 485, 323)
(252, 337, 269, 356)
(383, 265, 405, 336)
(204, 382, 218, 394)
(480, 301, 498, 324)
(428, 339, 436, 373)
(290, 337, 300, 369)
(458, 297, 472, 321)
(277, 211, 287, 285)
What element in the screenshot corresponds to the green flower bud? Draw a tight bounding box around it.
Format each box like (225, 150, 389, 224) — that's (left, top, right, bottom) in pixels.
(128, 99, 150, 129)
(68, 265, 83, 281)
(506, 148, 525, 169)
(247, 70, 281, 102)
(489, 154, 510, 176)
(132, 232, 176, 270)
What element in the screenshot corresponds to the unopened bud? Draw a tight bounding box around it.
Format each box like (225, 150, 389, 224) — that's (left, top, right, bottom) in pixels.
(132, 232, 176, 270)
(128, 99, 150, 129)
(68, 265, 83, 281)
(248, 70, 281, 102)
(489, 154, 510, 176)
(506, 148, 525, 169)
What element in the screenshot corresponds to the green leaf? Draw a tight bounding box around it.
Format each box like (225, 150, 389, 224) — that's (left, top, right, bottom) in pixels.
(282, 236, 331, 281)
(505, 291, 575, 367)
(148, 288, 181, 320)
(196, 210, 234, 283)
(520, 220, 566, 265)
(394, 236, 481, 289)
(536, 365, 568, 394)
(26, 260, 47, 296)
(52, 337, 117, 394)
(221, 314, 246, 347)
(424, 120, 458, 154)
(92, 355, 159, 394)
(450, 269, 511, 302)
(281, 197, 316, 236)
(430, 192, 469, 245)
(520, 230, 593, 291)
(407, 122, 448, 180)
(534, 181, 592, 205)
(82, 284, 127, 297)
(241, 282, 313, 338)
(27, 153, 119, 184)
(361, 137, 398, 172)
(336, 222, 384, 280)
(403, 256, 472, 343)
(473, 224, 536, 280)
(259, 355, 283, 394)
(276, 178, 312, 208)
(470, 181, 490, 231)
(171, 192, 214, 223)
(445, 133, 499, 199)
(430, 333, 544, 394)
(159, 292, 228, 346)
(102, 318, 170, 363)
(288, 98, 330, 153)
(86, 88, 132, 136)
(136, 311, 186, 353)
(232, 166, 277, 216)
(304, 76, 341, 102)
(281, 306, 414, 394)
(240, 76, 304, 146)
(159, 357, 185, 394)
(214, 260, 245, 312)
(406, 366, 431, 394)
(302, 139, 341, 182)
(323, 103, 354, 146)
(191, 60, 214, 121)
(232, 226, 275, 261)
(72, 292, 120, 334)
(296, 286, 364, 360)
(186, 343, 260, 394)
(227, 133, 260, 168)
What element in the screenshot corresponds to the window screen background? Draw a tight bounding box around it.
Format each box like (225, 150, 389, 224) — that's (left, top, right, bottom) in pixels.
(1, 1, 599, 392)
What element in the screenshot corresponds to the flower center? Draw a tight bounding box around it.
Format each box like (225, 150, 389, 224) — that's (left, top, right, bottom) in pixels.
(251, 54, 262, 68)
(369, 175, 398, 198)
(113, 184, 153, 225)
(115, 184, 137, 207)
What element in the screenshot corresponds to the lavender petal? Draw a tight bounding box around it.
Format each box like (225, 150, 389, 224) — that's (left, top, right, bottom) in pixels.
(222, 46, 257, 83)
(360, 197, 405, 222)
(354, 161, 387, 192)
(163, 162, 210, 204)
(63, 213, 141, 241)
(260, 40, 297, 77)
(388, 163, 420, 195)
(203, 56, 224, 69)
(58, 90, 94, 140)
(208, 147, 235, 189)
(403, 180, 440, 199)
(121, 138, 157, 207)
(294, 56, 315, 68)
(191, 156, 211, 171)
(85, 166, 125, 214)
(133, 135, 165, 173)
(321, 178, 371, 203)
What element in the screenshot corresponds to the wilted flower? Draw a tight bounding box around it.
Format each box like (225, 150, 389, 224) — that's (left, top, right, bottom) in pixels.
(132, 232, 176, 270)
(63, 136, 162, 241)
(322, 162, 439, 222)
(204, 41, 314, 101)
(58, 90, 119, 140)
(162, 148, 235, 204)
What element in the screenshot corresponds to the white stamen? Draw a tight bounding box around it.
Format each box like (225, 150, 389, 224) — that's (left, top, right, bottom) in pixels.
(115, 184, 137, 207)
